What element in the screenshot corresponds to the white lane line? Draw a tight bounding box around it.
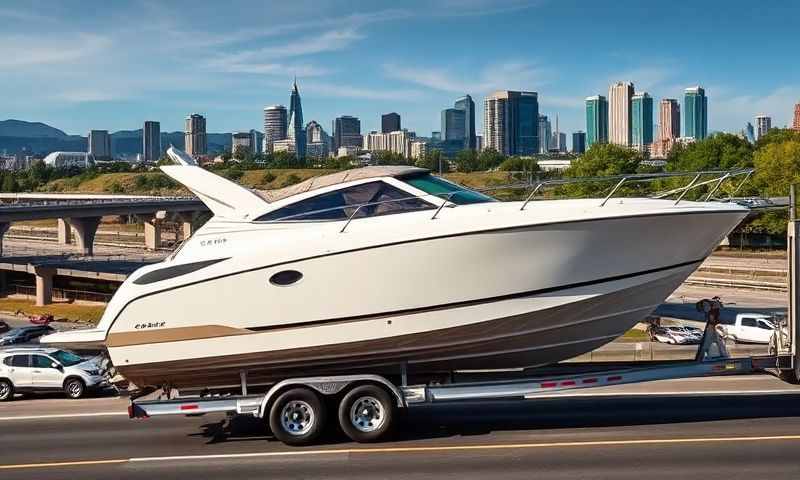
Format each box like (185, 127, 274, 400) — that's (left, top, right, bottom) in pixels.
(525, 389, 800, 399)
(0, 411, 127, 421)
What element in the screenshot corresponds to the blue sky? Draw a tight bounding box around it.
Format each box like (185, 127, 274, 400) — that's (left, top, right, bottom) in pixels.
(1, 0, 798, 141)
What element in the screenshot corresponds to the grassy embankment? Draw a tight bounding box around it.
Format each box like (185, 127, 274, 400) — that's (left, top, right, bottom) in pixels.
(0, 298, 105, 323)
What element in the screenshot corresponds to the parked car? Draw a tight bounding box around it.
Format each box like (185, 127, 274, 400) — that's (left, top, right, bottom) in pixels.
(0, 320, 9, 334)
(717, 313, 775, 344)
(0, 347, 108, 401)
(0, 325, 55, 346)
(651, 326, 701, 345)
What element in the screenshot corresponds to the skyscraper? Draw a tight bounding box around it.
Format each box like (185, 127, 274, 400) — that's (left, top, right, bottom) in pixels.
(631, 92, 654, 150)
(88, 129, 111, 160)
(572, 131, 586, 154)
(454, 95, 476, 150)
(537, 115, 551, 153)
(684, 86, 708, 140)
(381, 113, 401, 133)
(287, 79, 305, 159)
(143, 121, 161, 162)
(306, 120, 332, 158)
(334, 116, 362, 149)
(755, 115, 771, 140)
(249, 129, 263, 154)
(184, 114, 207, 157)
(609, 81, 634, 146)
(658, 99, 681, 142)
(551, 132, 567, 153)
(585, 95, 608, 147)
(263, 105, 288, 153)
(441, 108, 466, 141)
(793, 102, 800, 131)
(231, 132, 256, 155)
(483, 90, 539, 155)
(743, 122, 755, 144)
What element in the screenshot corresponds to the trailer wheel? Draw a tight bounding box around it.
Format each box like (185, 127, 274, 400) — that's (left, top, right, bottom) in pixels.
(338, 384, 394, 443)
(268, 388, 326, 446)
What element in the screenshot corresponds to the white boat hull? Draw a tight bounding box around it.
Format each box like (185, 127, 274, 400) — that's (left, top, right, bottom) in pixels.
(104, 207, 744, 389)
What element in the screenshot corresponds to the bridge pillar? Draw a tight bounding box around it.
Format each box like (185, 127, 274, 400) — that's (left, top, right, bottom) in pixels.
(33, 266, 55, 306)
(66, 217, 101, 256)
(177, 212, 197, 241)
(0, 222, 9, 256)
(57, 218, 72, 245)
(144, 217, 162, 250)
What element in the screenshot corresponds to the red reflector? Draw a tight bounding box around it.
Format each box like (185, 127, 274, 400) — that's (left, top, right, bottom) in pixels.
(582, 378, 598, 384)
(180, 404, 199, 411)
(607, 376, 622, 382)
(560, 380, 576, 386)
(127, 405, 133, 418)
(541, 382, 557, 388)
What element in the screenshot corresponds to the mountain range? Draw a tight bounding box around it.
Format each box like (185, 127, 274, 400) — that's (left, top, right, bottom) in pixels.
(0, 119, 234, 157)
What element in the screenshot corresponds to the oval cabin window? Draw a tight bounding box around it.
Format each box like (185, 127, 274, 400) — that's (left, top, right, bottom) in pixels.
(269, 270, 303, 286)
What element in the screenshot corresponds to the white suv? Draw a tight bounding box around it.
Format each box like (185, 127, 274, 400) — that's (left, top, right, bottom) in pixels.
(0, 348, 109, 401)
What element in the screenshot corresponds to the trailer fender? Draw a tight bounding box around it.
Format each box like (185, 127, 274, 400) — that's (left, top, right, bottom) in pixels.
(257, 374, 404, 419)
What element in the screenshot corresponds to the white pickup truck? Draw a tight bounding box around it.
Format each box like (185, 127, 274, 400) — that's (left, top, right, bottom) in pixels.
(717, 313, 776, 344)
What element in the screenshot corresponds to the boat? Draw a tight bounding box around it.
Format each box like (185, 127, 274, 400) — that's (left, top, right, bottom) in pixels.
(42, 147, 750, 390)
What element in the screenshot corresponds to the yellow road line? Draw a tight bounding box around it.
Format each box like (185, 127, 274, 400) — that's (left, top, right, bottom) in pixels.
(4, 434, 800, 470)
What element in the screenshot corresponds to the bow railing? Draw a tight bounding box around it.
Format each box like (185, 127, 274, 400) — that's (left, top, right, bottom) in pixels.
(251, 168, 755, 233)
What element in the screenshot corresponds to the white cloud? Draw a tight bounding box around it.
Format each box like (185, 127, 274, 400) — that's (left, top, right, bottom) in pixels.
(602, 67, 676, 94)
(0, 33, 111, 68)
(384, 61, 552, 94)
(50, 89, 123, 103)
(224, 29, 364, 63)
(711, 85, 800, 132)
(301, 81, 427, 101)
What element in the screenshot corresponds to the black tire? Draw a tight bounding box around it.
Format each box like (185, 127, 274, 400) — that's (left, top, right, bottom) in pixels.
(0, 379, 13, 401)
(338, 384, 394, 443)
(268, 388, 326, 446)
(64, 378, 85, 399)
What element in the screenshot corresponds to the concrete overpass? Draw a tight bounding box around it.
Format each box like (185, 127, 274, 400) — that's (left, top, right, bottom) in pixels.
(0, 196, 207, 256)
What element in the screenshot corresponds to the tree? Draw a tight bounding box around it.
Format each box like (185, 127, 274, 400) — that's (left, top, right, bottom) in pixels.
(565, 143, 643, 178)
(754, 128, 800, 150)
(453, 149, 480, 172)
(498, 156, 540, 172)
(232, 145, 252, 162)
(324, 156, 355, 169)
(667, 133, 753, 172)
(477, 149, 505, 170)
(561, 143, 645, 197)
(373, 151, 407, 166)
(752, 139, 800, 198)
(414, 149, 448, 172)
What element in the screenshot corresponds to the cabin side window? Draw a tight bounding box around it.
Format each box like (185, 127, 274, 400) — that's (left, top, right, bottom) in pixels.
(256, 181, 435, 222)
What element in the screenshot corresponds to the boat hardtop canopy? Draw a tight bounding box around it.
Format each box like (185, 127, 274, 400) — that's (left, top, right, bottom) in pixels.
(254, 166, 430, 203)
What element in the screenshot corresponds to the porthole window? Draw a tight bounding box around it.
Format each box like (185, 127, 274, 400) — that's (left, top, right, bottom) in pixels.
(270, 270, 303, 286)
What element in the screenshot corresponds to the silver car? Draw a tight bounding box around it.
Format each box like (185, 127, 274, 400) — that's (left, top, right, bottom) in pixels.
(0, 347, 109, 401)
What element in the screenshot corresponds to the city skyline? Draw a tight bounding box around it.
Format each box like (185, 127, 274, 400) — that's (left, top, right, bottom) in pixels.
(0, 0, 797, 141)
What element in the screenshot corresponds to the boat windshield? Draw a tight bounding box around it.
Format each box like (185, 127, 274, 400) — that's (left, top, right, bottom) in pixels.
(401, 174, 495, 205)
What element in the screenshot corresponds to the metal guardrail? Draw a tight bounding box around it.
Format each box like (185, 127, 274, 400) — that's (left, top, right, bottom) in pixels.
(255, 168, 755, 233)
(9, 283, 113, 303)
(0, 197, 198, 209)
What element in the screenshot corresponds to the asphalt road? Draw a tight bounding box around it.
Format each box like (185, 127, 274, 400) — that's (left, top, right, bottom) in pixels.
(1, 376, 800, 479)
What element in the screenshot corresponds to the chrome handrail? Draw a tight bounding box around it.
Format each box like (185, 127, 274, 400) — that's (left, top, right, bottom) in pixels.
(431, 192, 457, 220)
(340, 205, 363, 233)
(600, 177, 628, 207)
(250, 168, 754, 230)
